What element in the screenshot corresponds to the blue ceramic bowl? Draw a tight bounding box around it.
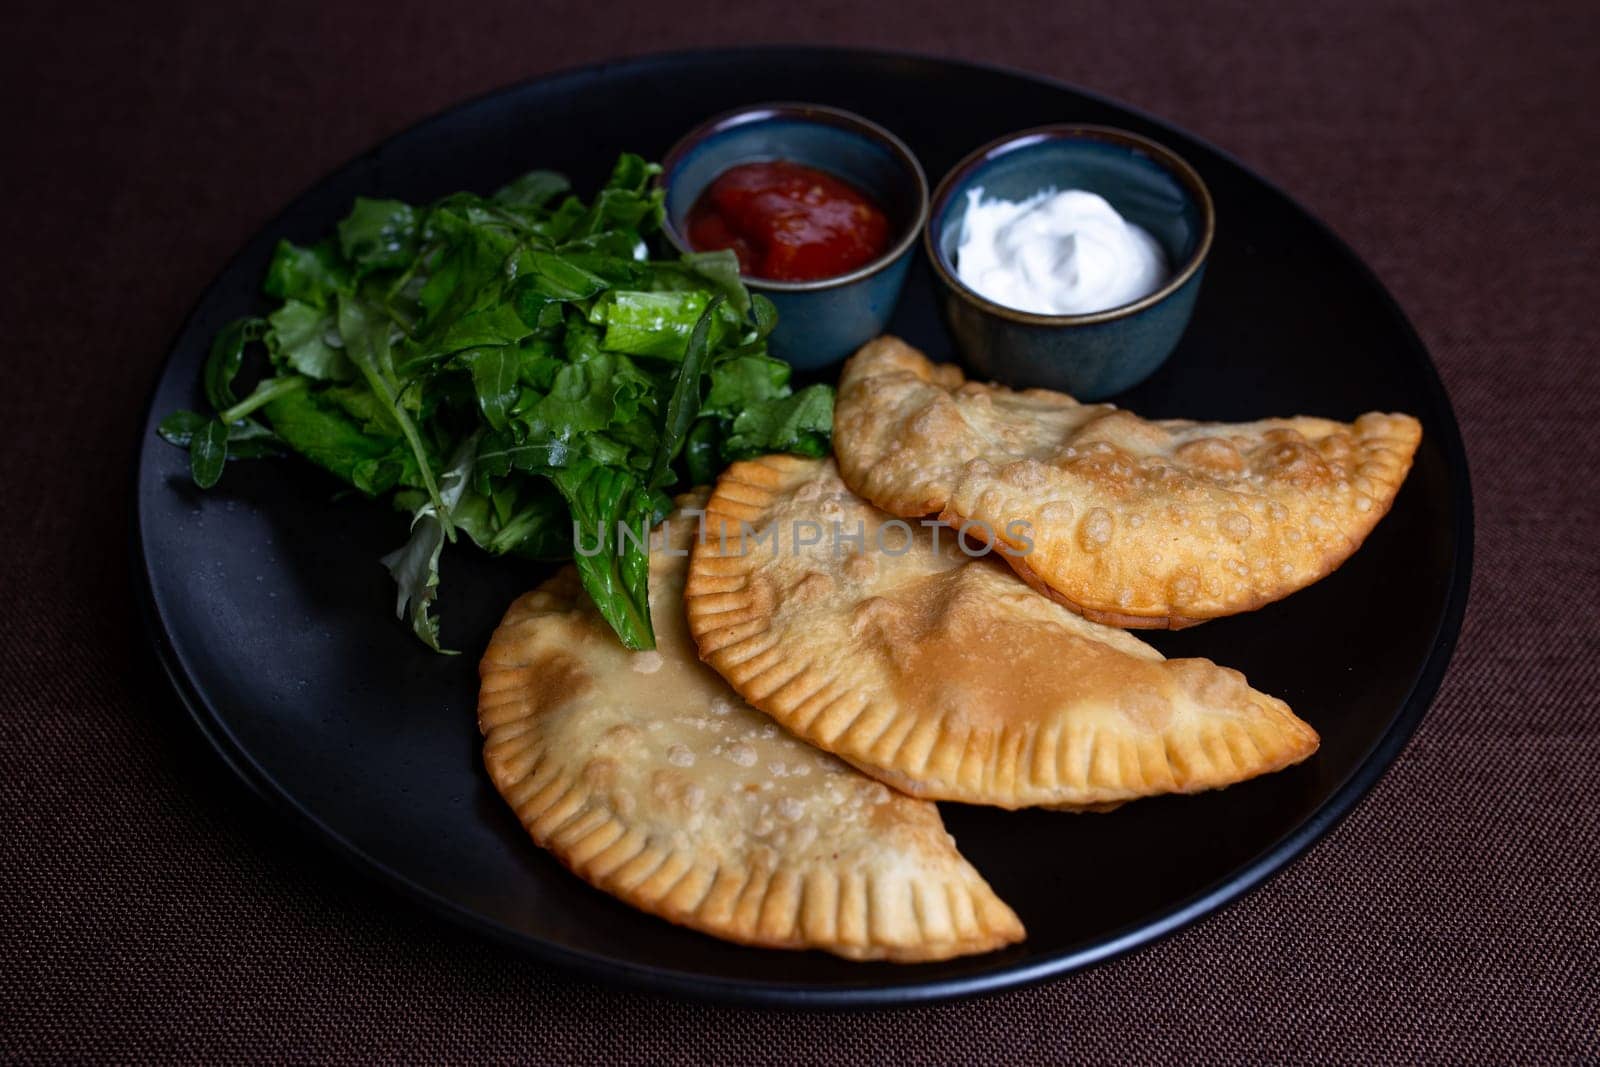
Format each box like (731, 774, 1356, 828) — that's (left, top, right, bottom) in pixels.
(660, 104, 928, 371)
(926, 125, 1215, 399)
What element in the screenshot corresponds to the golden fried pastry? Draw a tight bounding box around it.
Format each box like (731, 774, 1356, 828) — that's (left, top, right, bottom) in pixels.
(684, 457, 1319, 809)
(478, 494, 1023, 962)
(833, 336, 1422, 628)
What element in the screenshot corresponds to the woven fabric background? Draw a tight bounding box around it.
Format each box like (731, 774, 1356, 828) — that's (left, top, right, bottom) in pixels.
(4, 1, 1597, 1062)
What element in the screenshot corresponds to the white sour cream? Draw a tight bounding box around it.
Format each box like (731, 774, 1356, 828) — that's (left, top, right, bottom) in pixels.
(955, 188, 1169, 315)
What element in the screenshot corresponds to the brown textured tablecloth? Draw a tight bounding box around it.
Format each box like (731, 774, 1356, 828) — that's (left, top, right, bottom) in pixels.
(4, 1, 1597, 1062)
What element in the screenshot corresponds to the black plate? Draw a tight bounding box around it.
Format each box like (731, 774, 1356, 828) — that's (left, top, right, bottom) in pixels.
(133, 48, 1472, 1006)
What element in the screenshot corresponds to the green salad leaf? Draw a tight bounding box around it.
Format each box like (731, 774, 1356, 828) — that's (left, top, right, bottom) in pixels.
(724, 385, 835, 460)
(189, 419, 230, 489)
(161, 154, 833, 651)
(649, 296, 723, 489)
(556, 459, 660, 651)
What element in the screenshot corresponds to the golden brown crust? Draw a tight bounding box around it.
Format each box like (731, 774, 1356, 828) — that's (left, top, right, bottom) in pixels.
(684, 457, 1320, 809)
(833, 336, 1422, 627)
(478, 493, 1023, 962)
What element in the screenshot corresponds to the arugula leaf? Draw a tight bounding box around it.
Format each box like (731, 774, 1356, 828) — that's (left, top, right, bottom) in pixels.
(704, 353, 791, 415)
(337, 295, 444, 517)
(529, 350, 655, 443)
(379, 508, 448, 649)
(561, 154, 663, 239)
(474, 432, 571, 478)
(261, 388, 405, 491)
(683, 418, 722, 486)
(649, 296, 721, 488)
(558, 251, 645, 287)
(337, 199, 418, 273)
(204, 318, 267, 411)
(220, 376, 308, 423)
(554, 460, 656, 650)
(439, 303, 533, 353)
(189, 419, 229, 488)
(266, 300, 354, 381)
(461, 347, 520, 431)
(518, 250, 609, 302)
(379, 434, 478, 652)
(159, 410, 285, 460)
(723, 384, 835, 460)
(264, 240, 349, 307)
(493, 170, 571, 209)
(416, 223, 519, 337)
(157, 409, 211, 444)
(749, 294, 779, 339)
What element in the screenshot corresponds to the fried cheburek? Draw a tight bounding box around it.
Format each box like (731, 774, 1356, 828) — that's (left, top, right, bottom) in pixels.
(478, 493, 1023, 962)
(684, 457, 1319, 809)
(833, 337, 1422, 628)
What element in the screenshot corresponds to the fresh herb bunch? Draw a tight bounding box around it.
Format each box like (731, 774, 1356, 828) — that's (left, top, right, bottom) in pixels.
(160, 154, 832, 652)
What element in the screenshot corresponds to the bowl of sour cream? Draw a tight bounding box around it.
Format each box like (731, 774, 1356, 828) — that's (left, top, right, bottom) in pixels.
(925, 125, 1214, 399)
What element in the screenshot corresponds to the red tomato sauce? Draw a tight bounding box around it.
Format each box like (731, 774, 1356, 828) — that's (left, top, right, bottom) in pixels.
(684, 161, 892, 282)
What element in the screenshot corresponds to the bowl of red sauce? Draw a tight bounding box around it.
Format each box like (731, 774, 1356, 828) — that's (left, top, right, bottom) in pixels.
(660, 103, 928, 370)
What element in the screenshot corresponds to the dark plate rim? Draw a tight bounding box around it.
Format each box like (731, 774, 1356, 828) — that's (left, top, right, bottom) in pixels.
(130, 44, 1475, 1009)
